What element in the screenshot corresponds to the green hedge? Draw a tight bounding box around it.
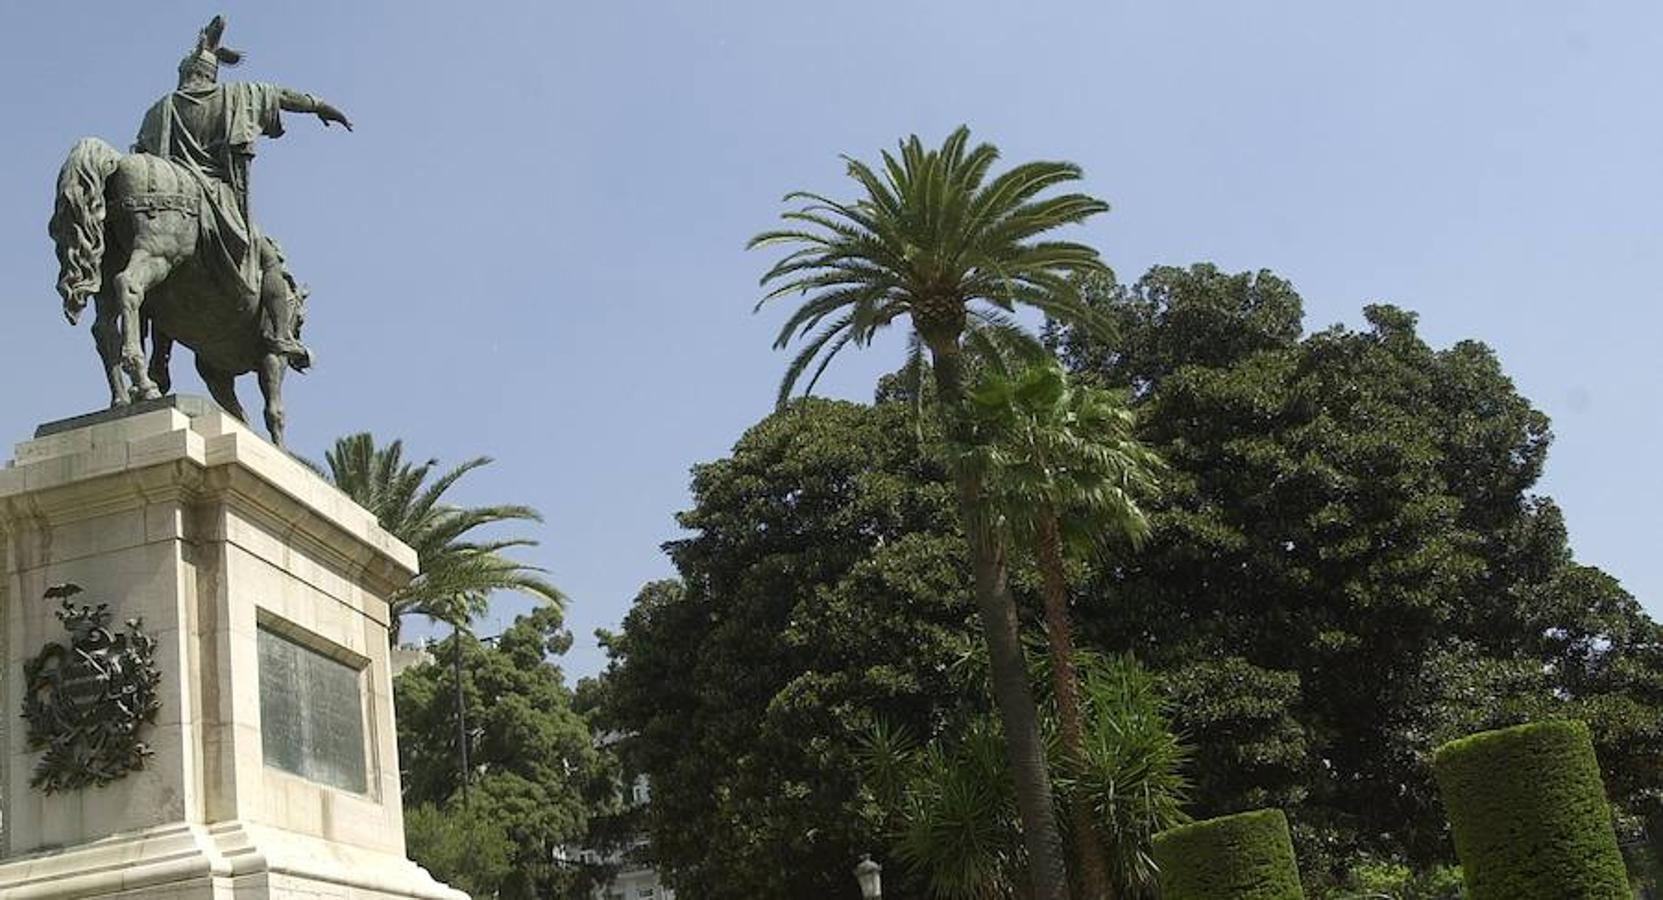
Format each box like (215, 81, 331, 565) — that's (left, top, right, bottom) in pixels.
(1433, 720, 1628, 900)
(1152, 808, 1304, 899)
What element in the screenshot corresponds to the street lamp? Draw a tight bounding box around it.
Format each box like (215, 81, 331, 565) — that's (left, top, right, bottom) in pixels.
(853, 854, 882, 899)
(450, 626, 501, 809)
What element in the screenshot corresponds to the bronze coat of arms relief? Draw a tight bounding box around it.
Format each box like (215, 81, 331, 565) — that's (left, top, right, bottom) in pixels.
(21, 583, 163, 793)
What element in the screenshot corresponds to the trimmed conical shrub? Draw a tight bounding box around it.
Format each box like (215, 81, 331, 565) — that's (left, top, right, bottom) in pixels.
(1152, 808, 1304, 899)
(1433, 720, 1628, 899)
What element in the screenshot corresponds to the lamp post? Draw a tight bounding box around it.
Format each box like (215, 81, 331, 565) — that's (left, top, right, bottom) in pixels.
(450, 625, 501, 809)
(854, 854, 882, 899)
(449, 623, 471, 807)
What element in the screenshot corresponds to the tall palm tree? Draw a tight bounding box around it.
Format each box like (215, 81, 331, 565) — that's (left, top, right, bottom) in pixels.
(751, 126, 1111, 900)
(318, 433, 564, 643)
(963, 359, 1162, 899)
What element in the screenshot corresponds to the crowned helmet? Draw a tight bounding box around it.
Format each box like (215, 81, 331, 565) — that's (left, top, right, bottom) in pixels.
(177, 15, 243, 86)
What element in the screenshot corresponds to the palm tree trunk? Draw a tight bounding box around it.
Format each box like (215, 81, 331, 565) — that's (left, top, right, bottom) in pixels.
(1036, 514, 1115, 900)
(929, 343, 1073, 900)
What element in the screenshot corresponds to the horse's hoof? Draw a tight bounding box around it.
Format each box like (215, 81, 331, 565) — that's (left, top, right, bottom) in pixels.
(133, 387, 163, 403)
(109, 397, 131, 409)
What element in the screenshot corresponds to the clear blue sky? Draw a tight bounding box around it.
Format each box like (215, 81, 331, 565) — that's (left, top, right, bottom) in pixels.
(3, 3, 1658, 679)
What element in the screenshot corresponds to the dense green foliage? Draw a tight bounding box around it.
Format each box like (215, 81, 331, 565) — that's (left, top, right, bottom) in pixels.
(598, 262, 1662, 896)
(598, 399, 971, 898)
(1433, 720, 1628, 899)
(857, 655, 1189, 899)
(1334, 857, 1463, 899)
(750, 126, 1116, 900)
(860, 719, 1024, 898)
(1152, 809, 1305, 900)
(396, 607, 615, 899)
(317, 433, 563, 641)
(1053, 265, 1663, 884)
(402, 801, 516, 895)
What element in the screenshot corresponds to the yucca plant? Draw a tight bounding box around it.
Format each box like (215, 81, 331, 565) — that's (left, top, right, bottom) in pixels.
(752, 125, 1111, 900)
(317, 433, 564, 642)
(1067, 655, 1192, 898)
(857, 655, 1189, 900)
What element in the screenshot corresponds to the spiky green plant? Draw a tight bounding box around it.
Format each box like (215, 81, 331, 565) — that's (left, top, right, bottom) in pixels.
(752, 125, 1111, 900)
(318, 433, 563, 642)
(1068, 655, 1192, 897)
(857, 655, 1190, 900)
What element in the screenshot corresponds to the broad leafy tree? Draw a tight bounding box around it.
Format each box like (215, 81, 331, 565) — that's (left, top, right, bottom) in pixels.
(1053, 264, 1663, 886)
(603, 261, 1661, 894)
(395, 606, 616, 899)
(750, 126, 1111, 900)
(402, 801, 516, 896)
(317, 433, 563, 641)
(598, 398, 975, 898)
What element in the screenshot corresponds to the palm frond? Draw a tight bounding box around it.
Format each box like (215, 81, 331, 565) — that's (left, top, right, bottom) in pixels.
(777, 312, 857, 407)
(750, 126, 1111, 399)
(320, 434, 562, 641)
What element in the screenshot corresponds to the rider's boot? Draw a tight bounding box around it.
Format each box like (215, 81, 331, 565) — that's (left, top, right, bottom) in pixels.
(262, 299, 312, 370)
(259, 278, 312, 370)
(258, 238, 313, 371)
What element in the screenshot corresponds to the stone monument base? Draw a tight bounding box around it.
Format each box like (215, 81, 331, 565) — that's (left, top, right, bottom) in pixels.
(0, 399, 465, 899)
(0, 820, 461, 899)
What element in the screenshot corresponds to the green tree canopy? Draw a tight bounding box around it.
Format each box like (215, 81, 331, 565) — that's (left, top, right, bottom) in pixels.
(1053, 264, 1663, 883)
(600, 262, 1661, 895)
(396, 606, 615, 899)
(598, 398, 977, 898)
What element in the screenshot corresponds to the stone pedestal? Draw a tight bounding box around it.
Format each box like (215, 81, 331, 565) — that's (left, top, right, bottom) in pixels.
(0, 398, 465, 899)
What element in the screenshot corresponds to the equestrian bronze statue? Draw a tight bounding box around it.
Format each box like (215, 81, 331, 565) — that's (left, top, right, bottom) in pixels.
(48, 16, 351, 446)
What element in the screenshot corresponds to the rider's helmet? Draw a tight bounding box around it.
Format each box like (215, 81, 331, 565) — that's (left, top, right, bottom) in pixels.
(177, 15, 243, 88)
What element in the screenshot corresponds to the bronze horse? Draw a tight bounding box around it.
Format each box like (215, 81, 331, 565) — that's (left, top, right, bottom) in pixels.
(50, 139, 297, 443)
(46, 15, 350, 448)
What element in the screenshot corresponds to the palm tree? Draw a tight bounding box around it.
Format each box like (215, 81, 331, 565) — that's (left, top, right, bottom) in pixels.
(963, 359, 1162, 899)
(317, 433, 564, 643)
(751, 126, 1111, 900)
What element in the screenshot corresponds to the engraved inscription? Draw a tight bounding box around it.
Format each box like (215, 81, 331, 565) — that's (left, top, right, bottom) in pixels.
(258, 626, 368, 793)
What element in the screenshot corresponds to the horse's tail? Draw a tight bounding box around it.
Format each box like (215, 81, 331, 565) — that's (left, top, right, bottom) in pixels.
(48, 137, 123, 325)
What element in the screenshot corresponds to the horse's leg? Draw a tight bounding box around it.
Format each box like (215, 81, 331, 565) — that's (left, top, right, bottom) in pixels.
(195, 357, 247, 423)
(148, 326, 174, 397)
(257, 353, 286, 447)
(113, 249, 172, 402)
(91, 288, 128, 407)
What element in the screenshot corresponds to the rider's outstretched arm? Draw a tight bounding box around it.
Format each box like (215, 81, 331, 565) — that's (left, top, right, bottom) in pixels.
(278, 89, 353, 131)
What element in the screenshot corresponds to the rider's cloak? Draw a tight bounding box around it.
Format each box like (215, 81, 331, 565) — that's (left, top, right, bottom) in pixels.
(133, 82, 285, 301)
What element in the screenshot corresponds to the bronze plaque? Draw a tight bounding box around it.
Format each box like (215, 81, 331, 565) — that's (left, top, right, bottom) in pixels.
(258, 626, 368, 793)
